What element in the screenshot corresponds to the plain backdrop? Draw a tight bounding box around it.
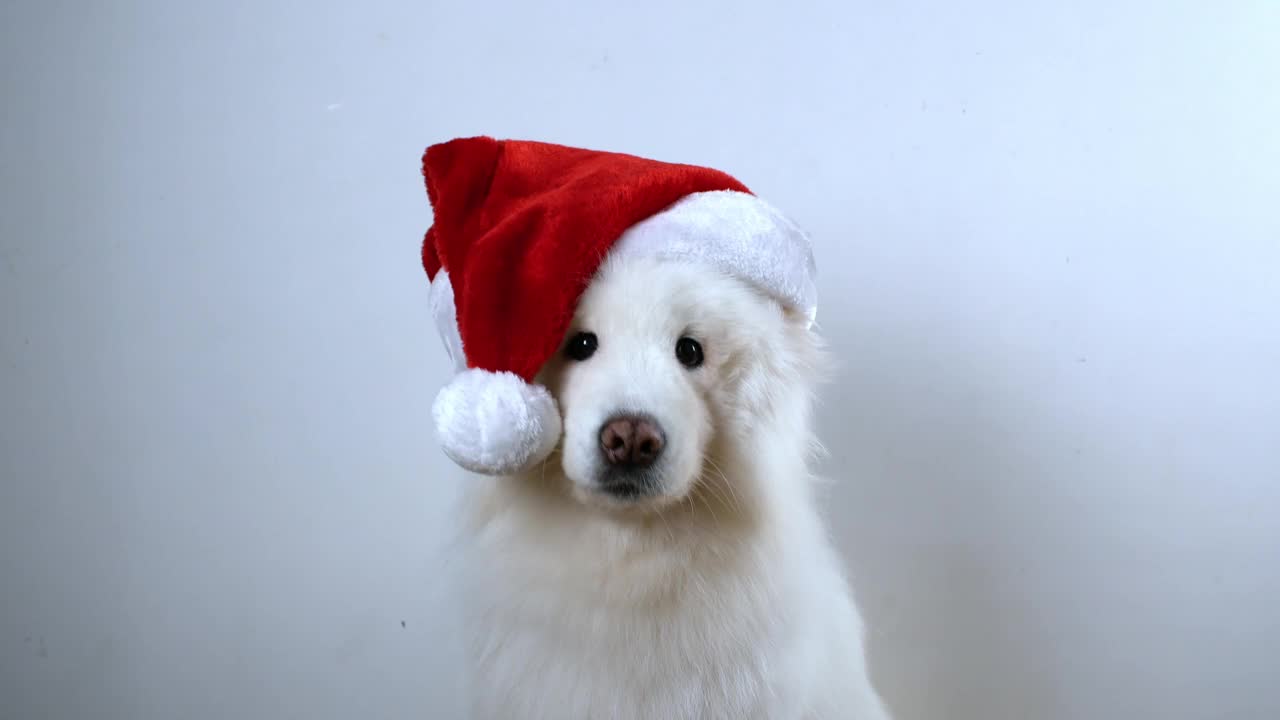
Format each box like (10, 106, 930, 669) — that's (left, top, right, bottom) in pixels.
(3, 1, 1278, 719)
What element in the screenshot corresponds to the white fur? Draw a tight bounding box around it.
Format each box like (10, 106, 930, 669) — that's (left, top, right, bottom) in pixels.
(448, 255, 891, 719)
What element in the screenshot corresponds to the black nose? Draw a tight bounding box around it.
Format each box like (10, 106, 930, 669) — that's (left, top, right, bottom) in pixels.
(599, 414, 665, 469)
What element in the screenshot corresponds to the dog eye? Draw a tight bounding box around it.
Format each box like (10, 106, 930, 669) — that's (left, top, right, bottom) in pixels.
(675, 337, 704, 368)
(565, 331, 598, 361)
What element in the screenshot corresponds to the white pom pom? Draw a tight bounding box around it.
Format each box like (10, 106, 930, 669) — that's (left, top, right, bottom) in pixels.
(431, 369, 562, 475)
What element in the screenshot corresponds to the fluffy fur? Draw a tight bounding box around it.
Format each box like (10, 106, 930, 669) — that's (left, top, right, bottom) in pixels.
(448, 255, 891, 719)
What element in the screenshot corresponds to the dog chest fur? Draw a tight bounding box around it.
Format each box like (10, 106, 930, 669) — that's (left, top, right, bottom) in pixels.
(454, 476, 884, 720)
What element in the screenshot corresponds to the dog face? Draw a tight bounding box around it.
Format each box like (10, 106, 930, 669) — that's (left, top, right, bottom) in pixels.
(537, 254, 816, 512)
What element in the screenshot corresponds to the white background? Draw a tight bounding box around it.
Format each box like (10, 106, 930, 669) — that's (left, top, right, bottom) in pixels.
(3, 1, 1278, 718)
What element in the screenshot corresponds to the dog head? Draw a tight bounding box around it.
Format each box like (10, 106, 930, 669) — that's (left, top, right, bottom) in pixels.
(536, 254, 824, 513)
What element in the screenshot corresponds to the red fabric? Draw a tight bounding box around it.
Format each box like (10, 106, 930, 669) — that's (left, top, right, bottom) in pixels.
(422, 137, 750, 382)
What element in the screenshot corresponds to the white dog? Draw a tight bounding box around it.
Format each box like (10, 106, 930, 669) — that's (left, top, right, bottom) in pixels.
(448, 253, 890, 719)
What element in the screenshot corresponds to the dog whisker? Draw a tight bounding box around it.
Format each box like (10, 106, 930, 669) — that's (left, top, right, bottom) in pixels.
(693, 459, 740, 517)
(701, 455, 742, 513)
(651, 503, 676, 545)
(702, 480, 738, 520)
(692, 483, 721, 526)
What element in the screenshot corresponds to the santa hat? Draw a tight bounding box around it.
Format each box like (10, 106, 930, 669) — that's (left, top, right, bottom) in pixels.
(422, 137, 816, 475)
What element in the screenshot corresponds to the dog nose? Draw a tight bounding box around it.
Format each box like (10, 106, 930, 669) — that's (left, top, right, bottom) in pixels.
(599, 415, 665, 468)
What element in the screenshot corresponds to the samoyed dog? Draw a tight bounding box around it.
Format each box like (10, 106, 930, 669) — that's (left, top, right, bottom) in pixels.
(449, 253, 891, 719)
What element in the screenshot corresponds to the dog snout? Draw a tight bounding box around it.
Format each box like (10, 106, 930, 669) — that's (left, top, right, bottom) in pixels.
(599, 414, 665, 469)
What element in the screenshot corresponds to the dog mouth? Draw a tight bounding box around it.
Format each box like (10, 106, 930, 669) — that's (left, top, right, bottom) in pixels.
(595, 468, 660, 500)
(578, 465, 687, 509)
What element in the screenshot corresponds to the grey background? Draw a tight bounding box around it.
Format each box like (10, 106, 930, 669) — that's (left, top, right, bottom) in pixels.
(3, 1, 1278, 718)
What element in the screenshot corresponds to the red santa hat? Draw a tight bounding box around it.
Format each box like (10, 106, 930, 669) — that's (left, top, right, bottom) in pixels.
(423, 137, 816, 475)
